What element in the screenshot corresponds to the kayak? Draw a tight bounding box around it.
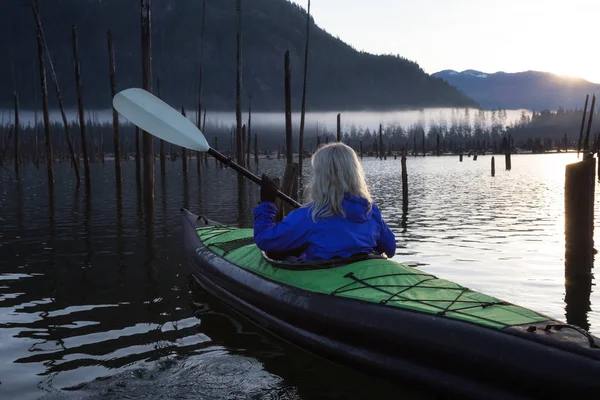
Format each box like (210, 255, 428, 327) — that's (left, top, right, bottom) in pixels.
(182, 209, 600, 399)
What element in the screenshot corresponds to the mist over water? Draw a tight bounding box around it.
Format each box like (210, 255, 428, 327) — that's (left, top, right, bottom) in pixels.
(1, 107, 531, 132)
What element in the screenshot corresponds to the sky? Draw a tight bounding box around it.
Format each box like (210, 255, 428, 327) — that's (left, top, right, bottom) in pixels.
(291, 0, 600, 83)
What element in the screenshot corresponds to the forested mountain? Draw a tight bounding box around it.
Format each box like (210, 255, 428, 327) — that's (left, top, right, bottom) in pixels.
(0, 0, 476, 111)
(434, 69, 599, 111)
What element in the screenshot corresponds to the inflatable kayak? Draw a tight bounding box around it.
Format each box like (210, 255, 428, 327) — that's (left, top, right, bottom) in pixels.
(182, 209, 600, 399)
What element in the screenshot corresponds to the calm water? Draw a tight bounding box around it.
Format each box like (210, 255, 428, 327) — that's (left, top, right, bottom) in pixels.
(0, 153, 597, 399)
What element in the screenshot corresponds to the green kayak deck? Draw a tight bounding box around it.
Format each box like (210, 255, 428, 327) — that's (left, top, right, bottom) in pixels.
(197, 226, 549, 329)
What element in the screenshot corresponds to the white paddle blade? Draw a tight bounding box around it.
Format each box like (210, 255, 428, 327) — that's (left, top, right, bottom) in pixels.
(113, 88, 210, 152)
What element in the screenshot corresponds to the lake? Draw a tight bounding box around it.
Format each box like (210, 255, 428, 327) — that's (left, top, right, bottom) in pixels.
(0, 153, 597, 399)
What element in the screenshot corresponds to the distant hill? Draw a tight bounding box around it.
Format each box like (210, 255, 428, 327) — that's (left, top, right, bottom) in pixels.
(0, 0, 476, 111)
(433, 70, 599, 111)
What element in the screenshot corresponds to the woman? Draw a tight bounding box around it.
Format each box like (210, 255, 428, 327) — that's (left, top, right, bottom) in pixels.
(253, 142, 396, 260)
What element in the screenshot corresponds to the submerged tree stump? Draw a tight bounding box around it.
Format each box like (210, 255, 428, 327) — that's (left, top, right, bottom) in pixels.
(564, 156, 595, 278)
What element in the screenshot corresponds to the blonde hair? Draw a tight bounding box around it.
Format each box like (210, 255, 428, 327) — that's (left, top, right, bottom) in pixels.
(304, 142, 372, 221)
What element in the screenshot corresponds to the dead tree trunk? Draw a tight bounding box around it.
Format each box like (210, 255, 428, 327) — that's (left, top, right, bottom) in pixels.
(32, 2, 79, 183)
(197, 0, 206, 173)
(72, 25, 91, 186)
(235, 0, 244, 167)
(298, 0, 311, 174)
(242, 124, 246, 164)
(33, 0, 54, 190)
(578, 95, 590, 157)
(246, 99, 252, 167)
(181, 106, 188, 177)
(203, 109, 208, 166)
(284, 50, 293, 164)
(379, 124, 383, 160)
(283, 50, 297, 201)
(108, 30, 122, 192)
(156, 77, 165, 175)
(141, 0, 155, 204)
(14, 92, 20, 175)
(583, 95, 596, 154)
(254, 132, 258, 164)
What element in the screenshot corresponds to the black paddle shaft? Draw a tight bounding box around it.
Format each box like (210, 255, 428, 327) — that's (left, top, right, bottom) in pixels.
(208, 148, 301, 209)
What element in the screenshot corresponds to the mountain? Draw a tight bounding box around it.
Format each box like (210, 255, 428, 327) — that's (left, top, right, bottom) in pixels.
(433, 70, 600, 111)
(0, 0, 475, 112)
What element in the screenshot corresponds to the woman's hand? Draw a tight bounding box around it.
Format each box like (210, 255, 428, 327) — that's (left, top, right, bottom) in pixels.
(260, 174, 279, 203)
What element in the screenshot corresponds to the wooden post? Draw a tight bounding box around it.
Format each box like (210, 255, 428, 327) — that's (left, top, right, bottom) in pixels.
(505, 153, 512, 170)
(71, 25, 89, 186)
(583, 95, 596, 153)
(401, 148, 408, 212)
(337, 114, 341, 142)
(459, 154, 463, 162)
(284, 50, 293, 164)
(34, 0, 54, 191)
(181, 106, 188, 177)
(577, 95, 590, 157)
(157, 78, 165, 175)
(298, 0, 311, 174)
(436, 134, 440, 156)
(254, 132, 258, 164)
(246, 99, 251, 167)
(473, 153, 478, 161)
(14, 92, 19, 175)
(565, 157, 595, 277)
(235, 0, 244, 167)
(491, 156, 495, 176)
(141, 0, 155, 204)
(108, 30, 122, 192)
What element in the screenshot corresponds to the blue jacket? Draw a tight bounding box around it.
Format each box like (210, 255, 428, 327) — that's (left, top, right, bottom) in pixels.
(253, 194, 396, 260)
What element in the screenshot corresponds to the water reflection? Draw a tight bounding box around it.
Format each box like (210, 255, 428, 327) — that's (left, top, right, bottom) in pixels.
(183, 174, 190, 209)
(16, 178, 24, 231)
(565, 274, 593, 331)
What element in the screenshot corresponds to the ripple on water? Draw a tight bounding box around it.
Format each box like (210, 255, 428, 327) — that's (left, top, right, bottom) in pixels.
(57, 349, 289, 400)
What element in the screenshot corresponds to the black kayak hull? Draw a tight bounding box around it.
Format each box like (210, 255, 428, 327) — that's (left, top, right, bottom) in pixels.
(182, 209, 600, 399)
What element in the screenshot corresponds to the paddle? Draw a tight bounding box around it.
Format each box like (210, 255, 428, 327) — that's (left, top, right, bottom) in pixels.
(112, 88, 302, 209)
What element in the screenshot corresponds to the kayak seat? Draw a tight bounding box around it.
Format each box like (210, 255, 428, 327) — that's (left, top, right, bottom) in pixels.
(261, 250, 386, 271)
